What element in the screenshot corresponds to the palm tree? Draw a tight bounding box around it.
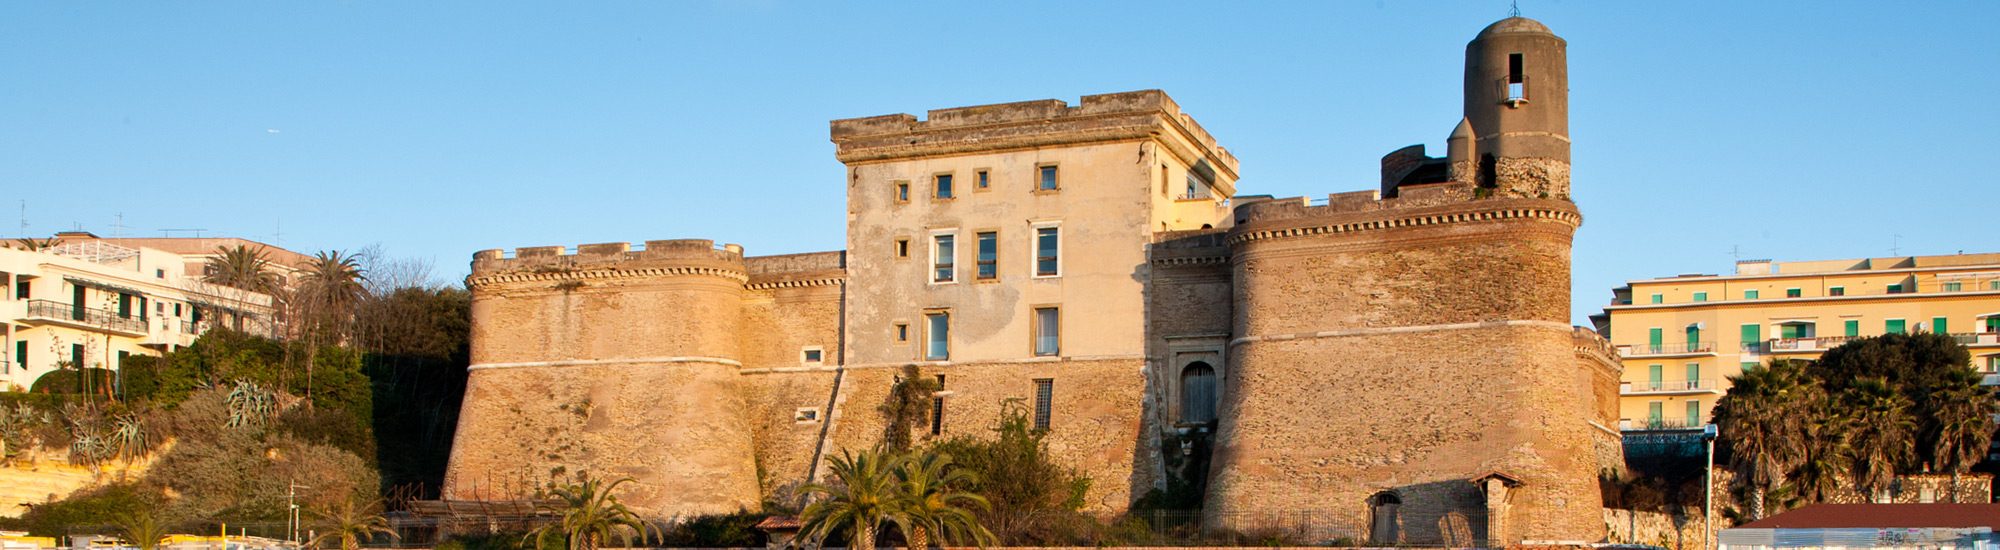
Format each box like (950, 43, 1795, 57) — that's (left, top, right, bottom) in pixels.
(112, 511, 170, 550)
(1790, 386, 1849, 504)
(1843, 378, 1916, 501)
(1923, 367, 1994, 502)
(800, 449, 909, 550)
(1712, 360, 1808, 519)
(309, 499, 400, 550)
(10, 237, 61, 251)
(204, 245, 282, 293)
(527, 476, 652, 550)
(299, 250, 367, 333)
(892, 451, 993, 549)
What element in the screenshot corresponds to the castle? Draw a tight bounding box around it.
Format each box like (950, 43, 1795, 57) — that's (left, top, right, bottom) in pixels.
(443, 17, 1623, 545)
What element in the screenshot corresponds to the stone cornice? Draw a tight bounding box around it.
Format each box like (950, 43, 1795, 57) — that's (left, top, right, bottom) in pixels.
(1151, 256, 1230, 268)
(745, 277, 847, 291)
(468, 266, 748, 288)
(1228, 206, 1581, 246)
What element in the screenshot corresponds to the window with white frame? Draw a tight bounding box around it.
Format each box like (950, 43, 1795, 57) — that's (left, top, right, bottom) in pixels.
(932, 232, 956, 283)
(1033, 225, 1060, 277)
(925, 311, 950, 361)
(801, 347, 824, 364)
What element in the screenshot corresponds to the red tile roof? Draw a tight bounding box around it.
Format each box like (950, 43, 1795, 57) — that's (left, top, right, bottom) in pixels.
(1736, 503, 2000, 529)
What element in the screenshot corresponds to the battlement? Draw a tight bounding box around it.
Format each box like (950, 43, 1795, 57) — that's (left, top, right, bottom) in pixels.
(1227, 186, 1582, 247)
(1232, 183, 1489, 225)
(829, 90, 1239, 175)
(470, 239, 746, 275)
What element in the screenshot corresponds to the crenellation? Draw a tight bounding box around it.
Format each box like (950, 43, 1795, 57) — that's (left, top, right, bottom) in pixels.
(469, 239, 747, 278)
(828, 90, 1237, 174)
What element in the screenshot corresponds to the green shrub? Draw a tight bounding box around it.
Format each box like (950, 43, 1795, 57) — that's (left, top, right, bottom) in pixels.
(4, 483, 159, 537)
(656, 510, 765, 547)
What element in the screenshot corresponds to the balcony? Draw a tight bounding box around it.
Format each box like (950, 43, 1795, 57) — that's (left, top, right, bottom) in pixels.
(1765, 335, 1862, 353)
(1623, 379, 1723, 395)
(21, 300, 148, 335)
(1618, 341, 1717, 357)
(1947, 332, 2000, 347)
(1620, 417, 1710, 432)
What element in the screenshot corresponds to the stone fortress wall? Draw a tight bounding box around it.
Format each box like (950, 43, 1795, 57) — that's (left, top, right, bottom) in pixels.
(443, 15, 1622, 545)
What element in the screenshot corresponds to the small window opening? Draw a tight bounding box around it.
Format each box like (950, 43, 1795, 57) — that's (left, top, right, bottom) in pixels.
(895, 238, 910, 259)
(1037, 166, 1059, 191)
(935, 174, 953, 199)
(895, 323, 909, 343)
(1032, 379, 1054, 430)
(930, 374, 945, 435)
(1505, 53, 1526, 102)
(895, 182, 910, 203)
(802, 348, 823, 363)
(976, 170, 989, 190)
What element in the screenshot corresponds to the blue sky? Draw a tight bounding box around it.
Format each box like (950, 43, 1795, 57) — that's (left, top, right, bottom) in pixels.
(5, 1, 1996, 325)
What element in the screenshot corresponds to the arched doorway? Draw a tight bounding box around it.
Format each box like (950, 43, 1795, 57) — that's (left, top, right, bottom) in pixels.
(1368, 491, 1401, 544)
(1180, 362, 1217, 425)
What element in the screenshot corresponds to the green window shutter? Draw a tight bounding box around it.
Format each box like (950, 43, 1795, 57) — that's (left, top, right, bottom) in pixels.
(1741, 361, 1759, 371)
(1648, 402, 1664, 426)
(1649, 364, 1663, 389)
(1781, 324, 1803, 339)
(1745, 290, 1759, 300)
(1686, 363, 1700, 386)
(1693, 292, 1707, 302)
(1741, 324, 1761, 345)
(1651, 294, 1663, 304)
(1932, 317, 1948, 334)
(1887, 319, 1906, 334)
(1846, 320, 1860, 337)
(1687, 326, 1701, 347)
(1649, 328, 1663, 351)
(1888, 283, 1902, 294)
(1986, 317, 1999, 333)
(1943, 282, 1962, 292)
(1686, 400, 1701, 424)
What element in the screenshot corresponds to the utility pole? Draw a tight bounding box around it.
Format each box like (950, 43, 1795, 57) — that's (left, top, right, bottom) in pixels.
(288, 480, 313, 544)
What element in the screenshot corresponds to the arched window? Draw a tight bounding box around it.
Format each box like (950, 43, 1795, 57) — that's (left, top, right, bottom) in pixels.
(1180, 362, 1217, 424)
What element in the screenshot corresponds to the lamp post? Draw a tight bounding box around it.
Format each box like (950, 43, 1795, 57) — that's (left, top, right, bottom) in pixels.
(1702, 424, 1719, 550)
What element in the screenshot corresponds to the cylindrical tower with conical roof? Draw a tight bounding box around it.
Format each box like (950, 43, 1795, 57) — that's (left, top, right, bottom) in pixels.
(1464, 17, 1570, 199)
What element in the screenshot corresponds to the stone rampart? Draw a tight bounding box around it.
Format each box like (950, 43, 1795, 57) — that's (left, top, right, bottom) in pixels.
(829, 90, 1238, 178)
(1210, 193, 1601, 544)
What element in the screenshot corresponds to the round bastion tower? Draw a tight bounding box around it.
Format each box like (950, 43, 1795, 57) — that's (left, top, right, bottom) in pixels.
(1462, 17, 1570, 199)
(1205, 17, 1601, 545)
(442, 239, 762, 517)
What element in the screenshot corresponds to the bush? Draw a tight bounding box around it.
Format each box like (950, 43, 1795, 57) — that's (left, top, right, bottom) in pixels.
(1, 483, 159, 537)
(29, 369, 117, 396)
(656, 511, 765, 547)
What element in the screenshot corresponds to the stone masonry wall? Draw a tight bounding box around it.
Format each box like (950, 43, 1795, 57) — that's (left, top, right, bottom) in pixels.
(1210, 196, 1602, 544)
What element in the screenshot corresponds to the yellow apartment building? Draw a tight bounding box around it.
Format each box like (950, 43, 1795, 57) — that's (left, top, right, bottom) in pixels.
(2, 237, 283, 392)
(1592, 253, 2000, 434)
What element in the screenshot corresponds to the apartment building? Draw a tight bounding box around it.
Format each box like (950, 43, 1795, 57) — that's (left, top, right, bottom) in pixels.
(1, 238, 280, 392)
(1592, 253, 2000, 433)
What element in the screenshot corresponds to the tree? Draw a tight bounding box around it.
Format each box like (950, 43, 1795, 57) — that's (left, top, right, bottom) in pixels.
(1842, 378, 1916, 500)
(308, 499, 400, 550)
(9, 237, 62, 251)
(528, 475, 652, 550)
(892, 451, 993, 549)
(299, 250, 367, 338)
(1712, 360, 1808, 519)
(204, 245, 282, 294)
(800, 449, 910, 550)
(1925, 367, 1997, 501)
(112, 511, 169, 550)
(1789, 386, 1848, 504)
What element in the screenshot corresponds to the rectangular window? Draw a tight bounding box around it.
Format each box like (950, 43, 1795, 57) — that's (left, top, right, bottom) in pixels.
(1037, 165, 1059, 191)
(1033, 379, 1054, 430)
(1846, 319, 1861, 337)
(1786, 288, 1802, 298)
(895, 182, 910, 203)
(1647, 401, 1663, 427)
(1932, 317, 1948, 335)
(1745, 290, 1759, 300)
(934, 174, 953, 199)
(1987, 317, 2000, 334)
(976, 232, 997, 280)
(1648, 327, 1663, 352)
(802, 348, 823, 363)
(1692, 291, 1707, 302)
(70, 344, 84, 369)
(1888, 283, 1903, 294)
(117, 350, 129, 369)
(1740, 324, 1761, 345)
(895, 238, 910, 259)
(1686, 363, 1700, 388)
(1686, 325, 1702, 347)
(976, 170, 990, 190)
(895, 323, 909, 343)
(933, 234, 955, 283)
(1650, 294, 1663, 304)
(1686, 400, 1701, 425)
(155, 268, 164, 279)
(925, 312, 950, 361)
(13, 280, 25, 301)
(1780, 324, 1805, 339)
(1886, 319, 1906, 334)
(1506, 53, 1526, 100)
(1742, 362, 1759, 371)
(1648, 364, 1663, 390)
(1943, 281, 1962, 292)
(173, 303, 182, 317)
(1991, 280, 2000, 291)
(13, 341, 24, 370)
(1830, 286, 1845, 296)
(930, 374, 946, 435)
(1034, 226, 1060, 277)
(1034, 307, 1060, 356)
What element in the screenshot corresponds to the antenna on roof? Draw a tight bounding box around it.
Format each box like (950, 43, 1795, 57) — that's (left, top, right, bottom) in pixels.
(17, 200, 25, 238)
(1509, 0, 1521, 17)
(1729, 245, 1742, 263)
(113, 213, 131, 239)
(1890, 234, 1903, 256)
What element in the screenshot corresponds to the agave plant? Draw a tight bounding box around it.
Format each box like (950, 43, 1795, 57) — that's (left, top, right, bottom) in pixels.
(108, 414, 148, 461)
(225, 380, 278, 427)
